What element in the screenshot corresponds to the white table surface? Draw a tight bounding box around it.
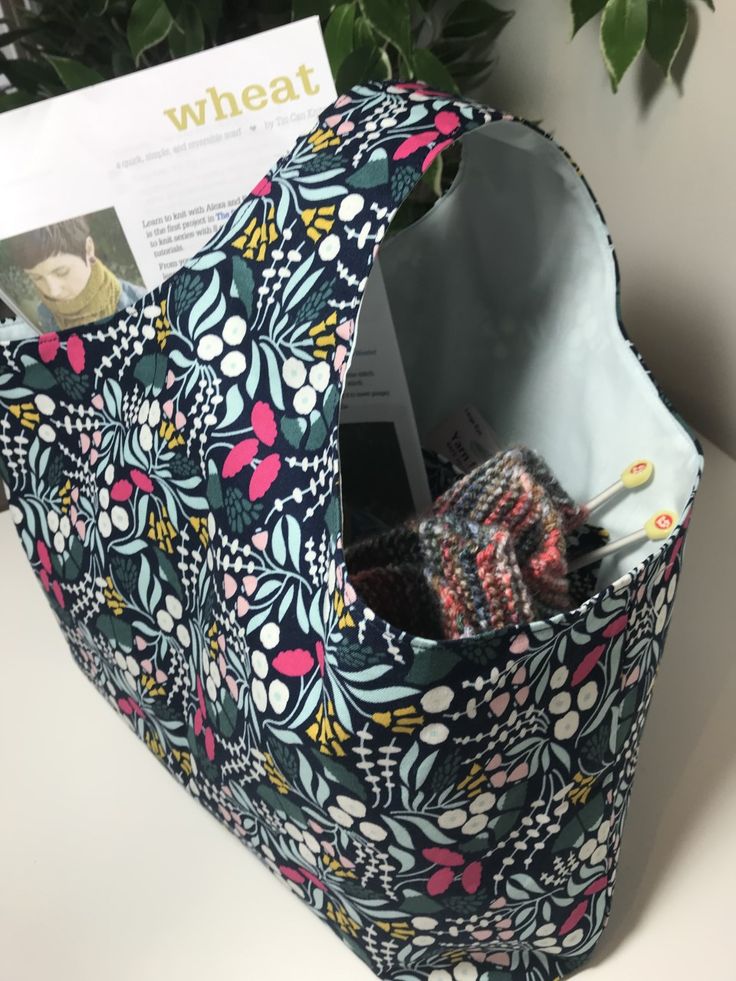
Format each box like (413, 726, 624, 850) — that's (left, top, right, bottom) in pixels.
(1, 436, 734, 981)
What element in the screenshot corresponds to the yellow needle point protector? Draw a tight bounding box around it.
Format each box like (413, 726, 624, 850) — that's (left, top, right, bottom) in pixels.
(621, 459, 654, 490)
(645, 509, 678, 541)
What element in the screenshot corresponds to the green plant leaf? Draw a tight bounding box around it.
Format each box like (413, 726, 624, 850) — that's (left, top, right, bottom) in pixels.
(359, 0, 414, 72)
(413, 47, 459, 92)
(90, 0, 110, 13)
(0, 91, 35, 113)
(45, 55, 105, 91)
(646, 0, 687, 75)
(0, 55, 58, 93)
(169, 2, 205, 58)
(127, 0, 173, 65)
(353, 14, 377, 48)
(442, 0, 512, 43)
(335, 43, 392, 91)
(292, 0, 334, 20)
(194, 0, 223, 35)
(0, 27, 38, 48)
(570, 0, 607, 35)
(324, 3, 357, 76)
(600, 0, 648, 91)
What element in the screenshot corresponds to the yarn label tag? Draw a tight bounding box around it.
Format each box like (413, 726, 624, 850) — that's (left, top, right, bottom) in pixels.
(426, 406, 501, 472)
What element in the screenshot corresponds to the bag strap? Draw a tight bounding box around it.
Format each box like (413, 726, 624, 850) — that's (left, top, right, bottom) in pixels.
(191, 81, 502, 588)
(195, 79, 500, 367)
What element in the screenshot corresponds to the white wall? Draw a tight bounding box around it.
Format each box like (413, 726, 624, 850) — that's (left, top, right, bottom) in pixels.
(476, 0, 735, 460)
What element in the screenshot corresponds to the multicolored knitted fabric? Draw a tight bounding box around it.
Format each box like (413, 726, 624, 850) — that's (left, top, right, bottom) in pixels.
(346, 447, 586, 639)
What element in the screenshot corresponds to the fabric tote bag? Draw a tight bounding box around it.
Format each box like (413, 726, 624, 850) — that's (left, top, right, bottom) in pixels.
(0, 80, 702, 981)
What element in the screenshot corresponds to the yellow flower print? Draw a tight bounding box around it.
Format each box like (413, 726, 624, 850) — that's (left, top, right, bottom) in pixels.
(8, 401, 40, 429)
(377, 920, 415, 941)
(190, 515, 209, 548)
(306, 699, 350, 757)
(159, 417, 185, 449)
(207, 621, 223, 658)
(263, 752, 290, 794)
(103, 576, 126, 616)
(301, 204, 335, 243)
(172, 747, 193, 777)
(309, 310, 338, 360)
(155, 298, 171, 349)
(147, 505, 177, 554)
(231, 205, 278, 261)
(307, 127, 341, 153)
(326, 900, 359, 938)
(58, 478, 73, 512)
(372, 705, 425, 736)
(333, 589, 355, 630)
(144, 729, 166, 759)
(321, 854, 357, 880)
(568, 771, 596, 805)
(457, 762, 488, 799)
(141, 672, 166, 697)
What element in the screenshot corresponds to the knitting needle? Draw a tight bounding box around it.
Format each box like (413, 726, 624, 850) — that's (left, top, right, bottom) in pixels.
(568, 509, 678, 573)
(584, 459, 654, 514)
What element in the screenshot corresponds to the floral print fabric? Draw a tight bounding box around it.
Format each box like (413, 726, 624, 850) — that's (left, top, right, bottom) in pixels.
(0, 81, 701, 981)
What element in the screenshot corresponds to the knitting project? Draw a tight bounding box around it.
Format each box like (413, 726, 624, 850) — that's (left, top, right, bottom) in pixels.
(346, 447, 586, 639)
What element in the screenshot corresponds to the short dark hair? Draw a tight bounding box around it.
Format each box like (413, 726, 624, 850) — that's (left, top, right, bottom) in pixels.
(5, 217, 91, 269)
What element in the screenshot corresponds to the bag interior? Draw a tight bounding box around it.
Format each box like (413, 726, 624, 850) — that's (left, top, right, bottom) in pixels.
(345, 119, 701, 595)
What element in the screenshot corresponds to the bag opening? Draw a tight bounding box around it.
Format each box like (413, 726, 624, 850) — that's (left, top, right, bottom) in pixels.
(341, 118, 700, 597)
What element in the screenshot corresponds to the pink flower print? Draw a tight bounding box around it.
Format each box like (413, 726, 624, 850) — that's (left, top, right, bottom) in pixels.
(435, 110, 460, 135)
(485, 752, 528, 789)
(249, 453, 281, 501)
(427, 867, 455, 896)
(272, 648, 315, 677)
(423, 848, 483, 896)
(251, 401, 277, 446)
(393, 129, 438, 161)
(193, 674, 217, 760)
(118, 697, 144, 718)
(571, 643, 606, 686)
(130, 468, 154, 493)
(394, 81, 448, 98)
(223, 573, 238, 599)
(423, 848, 464, 867)
(37, 540, 52, 574)
(603, 613, 628, 639)
(300, 868, 327, 892)
(251, 530, 268, 551)
(462, 861, 483, 894)
(560, 899, 588, 936)
(51, 580, 65, 608)
(222, 438, 259, 478)
(38, 332, 60, 363)
(280, 865, 306, 885)
(422, 138, 453, 173)
(251, 176, 272, 197)
(66, 334, 86, 374)
(110, 479, 133, 502)
(315, 641, 325, 676)
(585, 875, 608, 896)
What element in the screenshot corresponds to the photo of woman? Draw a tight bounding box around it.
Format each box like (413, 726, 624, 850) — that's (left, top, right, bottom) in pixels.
(0, 209, 145, 332)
